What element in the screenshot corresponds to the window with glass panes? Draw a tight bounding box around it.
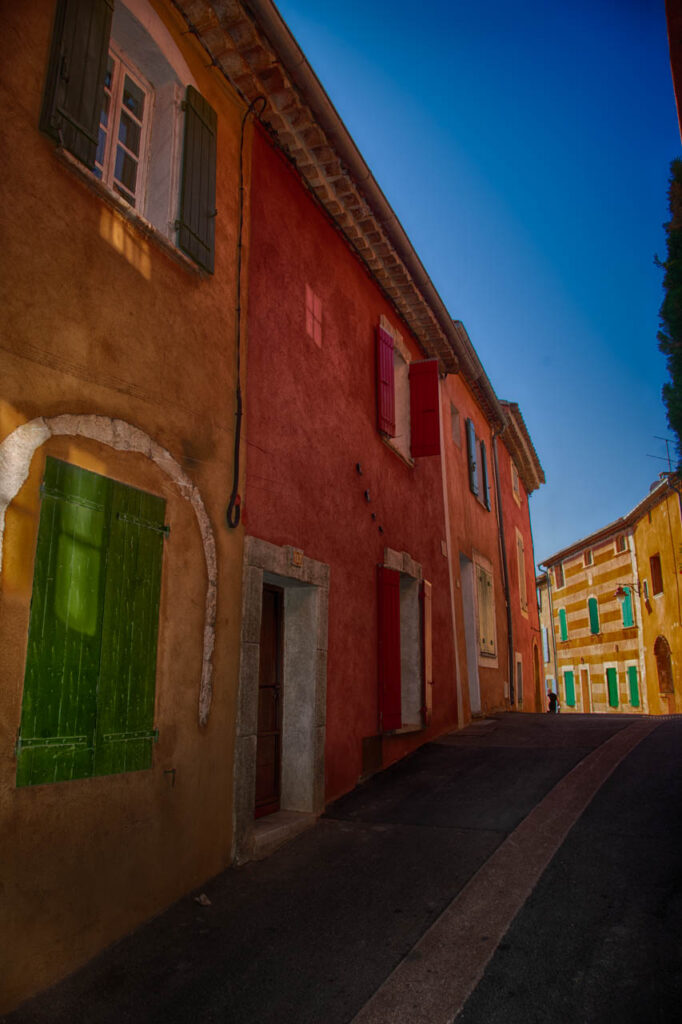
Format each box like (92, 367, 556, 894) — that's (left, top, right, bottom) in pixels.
(94, 49, 150, 208)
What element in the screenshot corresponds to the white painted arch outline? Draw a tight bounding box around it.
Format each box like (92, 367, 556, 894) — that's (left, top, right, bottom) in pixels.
(0, 414, 217, 725)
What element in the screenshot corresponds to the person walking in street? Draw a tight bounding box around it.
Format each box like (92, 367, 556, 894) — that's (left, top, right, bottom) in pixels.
(547, 690, 558, 714)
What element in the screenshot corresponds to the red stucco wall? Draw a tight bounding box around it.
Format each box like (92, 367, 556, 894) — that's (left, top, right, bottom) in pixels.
(245, 129, 458, 802)
(497, 439, 543, 711)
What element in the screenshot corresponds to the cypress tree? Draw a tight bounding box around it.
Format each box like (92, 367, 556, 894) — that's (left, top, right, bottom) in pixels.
(659, 158, 682, 467)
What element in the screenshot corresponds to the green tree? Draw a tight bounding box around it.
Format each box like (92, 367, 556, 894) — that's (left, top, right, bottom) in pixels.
(659, 158, 682, 467)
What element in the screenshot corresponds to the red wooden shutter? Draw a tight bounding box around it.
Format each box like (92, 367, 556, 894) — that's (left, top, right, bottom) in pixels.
(376, 327, 396, 436)
(378, 566, 401, 731)
(409, 359, 440, 457)
(421, 579, 433, 726)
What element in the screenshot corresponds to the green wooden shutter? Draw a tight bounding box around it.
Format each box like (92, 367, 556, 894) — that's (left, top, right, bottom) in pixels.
(94, 481, 165, 776)
(588, 597, 600, 635)
(606, 667, 619, 708)
(17, 459, 165, 786)
(178, 86, 217, 273)
(17, 459, 111, 786)
(40, 0, 113, 167)
(622, 587, 634, 627)
(564, 670, 575, 707)
(559, 607, 568, 642)
(627, 665, 640, 708)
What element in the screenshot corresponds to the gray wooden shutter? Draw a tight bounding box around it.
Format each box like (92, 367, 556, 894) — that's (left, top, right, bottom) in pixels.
(178, 86, 218, 273)
(94, 480, 165, 777)
(480, 440, 490, 508)
(466, 418, 478, 495)
(16, 459, 111, 786)
(40, 0, 113, 168)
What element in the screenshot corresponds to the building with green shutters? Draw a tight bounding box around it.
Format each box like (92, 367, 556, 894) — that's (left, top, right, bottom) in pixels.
(538, 476, 682, 717)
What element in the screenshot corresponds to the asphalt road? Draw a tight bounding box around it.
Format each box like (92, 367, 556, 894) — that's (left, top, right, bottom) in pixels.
(4, 713, 681, 1023)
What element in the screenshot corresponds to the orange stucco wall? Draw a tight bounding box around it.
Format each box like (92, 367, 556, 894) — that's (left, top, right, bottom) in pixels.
(0, 0, 247, 1009)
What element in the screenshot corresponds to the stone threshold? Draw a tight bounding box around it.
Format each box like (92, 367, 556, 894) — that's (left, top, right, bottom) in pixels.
(252, 810, 318, 861)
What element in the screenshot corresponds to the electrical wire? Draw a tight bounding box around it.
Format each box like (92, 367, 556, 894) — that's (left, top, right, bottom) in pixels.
(226, 95, 267, 529)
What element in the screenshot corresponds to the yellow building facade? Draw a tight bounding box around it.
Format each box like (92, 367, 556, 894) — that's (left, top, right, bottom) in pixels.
(540, 477, 681, 718)
(632, 481, 681, 715)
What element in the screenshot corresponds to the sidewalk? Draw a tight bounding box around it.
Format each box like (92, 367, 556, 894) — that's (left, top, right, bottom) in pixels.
(2, 714, 650, 1023)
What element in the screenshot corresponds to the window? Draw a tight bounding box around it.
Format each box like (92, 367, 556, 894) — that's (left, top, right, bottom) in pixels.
(563, 669, 575, 707)
(643, 578, 650, 601)
(376, 323, 440, 460)
(621, 586, 634, 627)
(627, 666, 640, 708)
(542, 626, 550, 663)
(554, 563, 564, 589)
(584, 549, 593, 567)
(588, 596, 600, 635)
(511, 462, 520, 501)
(650, 553, 663, 595)
(450, 404, 461, 446)
(40, 0, 217, 272)
(16, 458, 165, 786)
(615, 534, 627, 554)
(94, 49, 150, 206)
(516, 529, 527, 611)
(305, 285, 322, 346)
(558, 607, 568, 642)
(377, 565, 432, 731)
(476, 562, 496, 657)
(606, 667, 619, 708)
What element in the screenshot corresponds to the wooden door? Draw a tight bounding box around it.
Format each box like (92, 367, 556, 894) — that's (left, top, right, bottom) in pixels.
(255, 584, 283, 818)
(580, 667, 591, 713)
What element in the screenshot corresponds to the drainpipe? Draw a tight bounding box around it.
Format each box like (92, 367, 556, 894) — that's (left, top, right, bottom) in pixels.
(439, 380, 465, 729)
(537, 563, 559, 695)
(492, 430, 514, 706)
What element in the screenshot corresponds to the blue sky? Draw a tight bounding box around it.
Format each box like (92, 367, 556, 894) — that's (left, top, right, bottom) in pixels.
(274, 0, 681, 564)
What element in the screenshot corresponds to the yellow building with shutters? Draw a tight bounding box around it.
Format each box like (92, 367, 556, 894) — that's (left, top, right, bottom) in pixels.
(539, 476, 682, 716)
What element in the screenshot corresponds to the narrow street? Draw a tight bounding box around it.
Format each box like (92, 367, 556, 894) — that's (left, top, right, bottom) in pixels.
(4, 713, 682, 1024)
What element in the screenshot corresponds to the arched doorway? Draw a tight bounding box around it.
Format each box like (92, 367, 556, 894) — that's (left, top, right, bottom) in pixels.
(654, 635, 675, 713)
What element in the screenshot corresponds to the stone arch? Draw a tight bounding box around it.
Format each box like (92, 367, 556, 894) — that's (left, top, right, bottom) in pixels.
(654, 635, 674, 695)
(0, 415, 216, 725)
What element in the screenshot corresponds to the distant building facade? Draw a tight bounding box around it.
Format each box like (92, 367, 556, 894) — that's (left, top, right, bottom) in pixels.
(539, 477, 682, 715)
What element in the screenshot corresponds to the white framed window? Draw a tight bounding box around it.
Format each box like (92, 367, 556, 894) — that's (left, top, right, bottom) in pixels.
(584, 549, 593, 566)
(615, 534, 627, 554)
(94, 48, 152, 209)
